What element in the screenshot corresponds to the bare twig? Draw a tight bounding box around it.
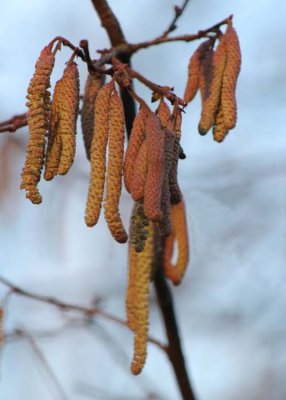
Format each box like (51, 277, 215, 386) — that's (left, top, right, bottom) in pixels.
(22, 330, 69, 400)
(0, 275, 165, 352)
(0, 113, 27, 133)
(129, 15, 233, 54)
(162, 0, 191, 37)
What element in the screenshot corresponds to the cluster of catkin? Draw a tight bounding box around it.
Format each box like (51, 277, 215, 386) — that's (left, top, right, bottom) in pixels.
(125, 99, 190, 374)
(21, 43, 80, 203)
(184, 21, 241, 142)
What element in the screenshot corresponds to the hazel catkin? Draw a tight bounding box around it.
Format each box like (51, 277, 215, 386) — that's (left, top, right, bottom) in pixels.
(169, 105, 183, 205)
(130, 140, 148, 202)
(220, 23, 241, 130)
(85, 81, 113, 227)
(21, 44, 55, 204)
(104, 88, 128, 243)
(124, 106, 147, 193)
(81, 71, 105, 160)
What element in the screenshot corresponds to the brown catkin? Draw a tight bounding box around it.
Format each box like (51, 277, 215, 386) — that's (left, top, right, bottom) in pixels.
(156, 99, 172, 130)
(213, 105, 229, 143)
(131, 223, 154, 375)
(198, 35, 227, 135)
(130, 140, 148, 202)
(199, 48, 214, 102)
(184, 39, 212, 104)
(104, 89, 128, 243)
(144, 112, 165, 222)
(85, 81, 113, 227)
(124, 106, 148, 193)
(129, 201, 149, 253)
(21, 44, 55, 203)
(81, 71, 105, 160)
(163, 200, 189, 286)
(169, 105, 182, 205)
(221, 24, 241, 130)
(159, 129, 175, 236)
(57, 62, 80, 175)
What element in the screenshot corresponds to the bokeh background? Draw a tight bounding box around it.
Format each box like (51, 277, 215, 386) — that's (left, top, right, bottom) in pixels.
(0, 0, 285, 399)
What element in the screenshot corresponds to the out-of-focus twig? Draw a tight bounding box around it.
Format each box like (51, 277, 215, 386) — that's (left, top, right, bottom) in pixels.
(0, 113, 27, 133)
(0, 275, 165, 352)
(162, 0, 191, 37)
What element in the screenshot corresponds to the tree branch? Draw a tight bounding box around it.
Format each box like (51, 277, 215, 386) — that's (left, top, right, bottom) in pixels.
(162, 0, 191, 37)
(154, 267, 196, 400)
(0, 275, 165, 352)
(0, 113, 27, 133)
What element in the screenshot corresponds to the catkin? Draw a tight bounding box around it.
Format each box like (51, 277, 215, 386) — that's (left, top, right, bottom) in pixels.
(126, 244, 138, 331)
(144, 112, 164, 222)
(129, 201, 149, 253)
(21, 44, 55, 203)
(169, 105, 182, 205)
(131, 223, 154, 375)
(199, 48, 214, 102)
(213, 105, 228, 143)
(198, 35, 227, 135)
(124, 106, 147, 193)
(163, 200, 189, 286)
(130, 140, 148, 202)
(81, 71, 105, 160)
(159, 129, 175, 237)
(104, 89, 128, 243)
(184, 39, 212, 104)
(221, 24, 241, 130)
(156, 99, 172, 130)
(85, 81, 113, 227)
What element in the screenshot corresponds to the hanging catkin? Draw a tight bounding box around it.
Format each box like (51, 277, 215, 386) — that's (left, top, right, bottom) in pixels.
(184, 39, 212, 104)
(104, 88, 128, 243)
(213, 105, 228, 142)
(199, 48, 214, 103)
(129, 201, 149, 253)
(156, 99, 172, 130)
(159, 128, 175, 237)
(131, 222, 154, 375)
(144, 112, 164, 222)
(124, 106, 147, 193)
(130, 140, 148, 202)
(198, 34, 227, 135)
(21, 44, 55, 203)
(126, 244, 138, 331)
(163, 199, 189, 286)
(169, 105, 182, 205)
(81, 71, 105, 160)
(85, 81, 113, 227)
(220, 23, 241, 130)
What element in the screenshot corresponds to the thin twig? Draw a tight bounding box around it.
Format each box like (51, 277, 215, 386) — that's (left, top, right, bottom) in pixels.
(0, 275, 165, 352)
(129, 15, 233, 54)
(0, 113, 27, 133)
(22, 330, 69, 400)
(162, 0, 191, 37)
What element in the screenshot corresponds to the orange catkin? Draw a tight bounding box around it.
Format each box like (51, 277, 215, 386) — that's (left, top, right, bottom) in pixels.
(81, 71, 105, 160)
(156, 99, 172, 130)
(130, 140, 148, 202)
(104, 89, 128, 243)
(129, 201, 149, 253)
(126, 244, 138, 331)
(130, 223, 154, 375)
(85, 81, 113, 227)
(169, 105, 182, 205)
(144, 112, 165, 222)
(163, 200, 189, 286)
(184, 39, 212, 104)
(213, 105, 228, 143)
(21, 44, 55, 204)
(198, 35, 227, 135)
(221, 24, 241, 130)
(124, 106, 147, 193)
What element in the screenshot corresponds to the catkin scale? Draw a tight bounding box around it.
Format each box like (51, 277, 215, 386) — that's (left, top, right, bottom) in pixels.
(130, 223, 154, 375)
(163, 200, 189, 286)
(21, 45, 55, 203)
(104, 89, 128, 243)
(81, 72, 105, 160)
(85, 82, 113, 227)
(198, 36, 227, 135)
(184, 39, 212, 104)
(130, 140, 148, 202)
(124, 106, 147, 193)
(144, 112, 164, 222)
(221, 24, 241, 130)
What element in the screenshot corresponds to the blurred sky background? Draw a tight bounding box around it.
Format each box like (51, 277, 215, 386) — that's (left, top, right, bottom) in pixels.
(0, 0, 285, 399)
